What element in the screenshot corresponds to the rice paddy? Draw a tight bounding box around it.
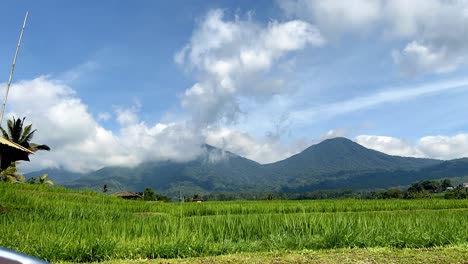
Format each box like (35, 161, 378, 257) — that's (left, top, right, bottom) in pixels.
(0, 183, 467, 263)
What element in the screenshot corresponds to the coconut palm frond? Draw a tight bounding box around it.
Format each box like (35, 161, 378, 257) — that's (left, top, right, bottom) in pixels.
(29, 143, 51, 151)
(6, 119, 15, 141)
(0, 126, 10, 139)
(2, 117, 49, 153)
(20, 124, 35, 145)
(7, 117, 24, 143)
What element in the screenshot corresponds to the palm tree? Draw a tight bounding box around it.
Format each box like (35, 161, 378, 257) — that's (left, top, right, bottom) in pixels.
(0, 117, 50, 152)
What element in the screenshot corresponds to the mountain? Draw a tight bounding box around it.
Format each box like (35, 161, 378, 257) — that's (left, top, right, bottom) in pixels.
(64, 144, 270, 196)
(266, 137, 439, 174)
(38, 137, 468, 195)
(265, 137, 442, 189)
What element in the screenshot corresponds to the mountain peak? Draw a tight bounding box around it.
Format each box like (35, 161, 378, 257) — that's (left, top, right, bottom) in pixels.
(306, 137, 367, 155)
(316, 137, 356, 147)
(268, 136, 439, 173)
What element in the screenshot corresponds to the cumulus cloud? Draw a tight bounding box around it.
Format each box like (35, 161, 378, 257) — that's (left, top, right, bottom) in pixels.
(279, 0, 468, 74)
(204, 127, 309, 164)
(418, 134, 468, 160)
(1, 77, 204, 172)
(176, 9, 324, 126)
(355, 134, 468, 160)
(279, 0, 381, 35)
(355, 135, 424, 157)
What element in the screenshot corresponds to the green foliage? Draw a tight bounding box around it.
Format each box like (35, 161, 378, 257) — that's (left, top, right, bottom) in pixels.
(404, 179, 463, 199)
(0, 116, 50, 152)
(441, 179, 453, 189)
(444, 185, 468, 199)
(0, 183, 467, 262)
(0, 162, 24, 182)
(39, 174, 54, 185)
(27, 177, 37, 184)
(26, 174, 54, 186)
(142, 187, 169, 201)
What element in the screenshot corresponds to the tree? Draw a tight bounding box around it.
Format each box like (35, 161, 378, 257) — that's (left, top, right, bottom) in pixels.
(0, 117, 50, 152)
(441, 179, 453, 190)
(444, 185, 468, 199)
(142, 187, 170, 202)
(143, 187, 156, 201)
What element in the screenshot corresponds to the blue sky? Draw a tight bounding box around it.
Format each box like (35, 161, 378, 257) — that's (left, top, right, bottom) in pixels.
(2, 0, 468, 172)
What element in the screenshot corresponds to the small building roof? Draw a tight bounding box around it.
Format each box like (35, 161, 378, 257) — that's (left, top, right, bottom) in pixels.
(113, 191, 141, 198)
(0, 137, 34, 170)
(0, 137, 34, 154)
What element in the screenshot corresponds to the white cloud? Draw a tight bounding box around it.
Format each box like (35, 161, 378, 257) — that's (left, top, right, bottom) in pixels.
(355, 135, 424, 157)
(321, 129, 348, 140)
(176, 9, 324, 126)
(279, 0, 381, 35)
(98, 112, 111, 121)
(291, 78, 468, 124)
(1, 77, 204, 173)
(392, 41, 458, 75)
(418, 134, 468, 160)
(204, 127, 308, 164)
(59, 60, 99, 84)
(115, 107, 139, 126)
(279, 0, 468, 74)
(355, 134, 468, 160)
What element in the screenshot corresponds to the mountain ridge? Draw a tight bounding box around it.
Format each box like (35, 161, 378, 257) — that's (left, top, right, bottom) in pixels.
(30, 137, 468, 196)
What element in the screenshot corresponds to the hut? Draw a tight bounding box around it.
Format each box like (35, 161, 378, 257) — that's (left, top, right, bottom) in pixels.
(0, 137, 33, 170)
(192, 197, 204, 203)
(113, 191, 141, 200)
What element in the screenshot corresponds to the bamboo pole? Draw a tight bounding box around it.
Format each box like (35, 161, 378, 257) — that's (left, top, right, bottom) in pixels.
(0, 11, 29, 126)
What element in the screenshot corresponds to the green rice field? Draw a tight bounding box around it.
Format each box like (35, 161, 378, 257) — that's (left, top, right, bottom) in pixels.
(0, 183, 467, 263)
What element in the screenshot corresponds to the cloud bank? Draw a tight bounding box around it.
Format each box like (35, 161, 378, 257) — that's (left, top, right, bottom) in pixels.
(356, 134, 468, 160)
(2, 77, 204, 172)
(175, 9, 324, 126)
(279, 0, 468, 75)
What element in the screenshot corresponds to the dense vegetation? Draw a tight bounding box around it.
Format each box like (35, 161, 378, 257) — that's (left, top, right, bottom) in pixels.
(0, 183, 467, 263)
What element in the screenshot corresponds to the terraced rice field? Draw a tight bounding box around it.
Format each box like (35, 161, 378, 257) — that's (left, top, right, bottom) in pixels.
(0, 183, 467, 263)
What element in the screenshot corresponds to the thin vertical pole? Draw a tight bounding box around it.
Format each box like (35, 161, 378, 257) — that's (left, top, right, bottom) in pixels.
(0, 11, 29, 126)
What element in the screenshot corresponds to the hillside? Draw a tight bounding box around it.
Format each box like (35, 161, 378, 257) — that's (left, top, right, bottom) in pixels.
(65, 144, 270, 196)
(50, 137, 468, 195)
(265, 137, 443, 191)
(266, 137, 440, 174)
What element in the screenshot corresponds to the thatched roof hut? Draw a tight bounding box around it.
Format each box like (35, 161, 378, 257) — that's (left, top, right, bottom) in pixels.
(113, 191, 141, 200)
(0, 137, 33, 170)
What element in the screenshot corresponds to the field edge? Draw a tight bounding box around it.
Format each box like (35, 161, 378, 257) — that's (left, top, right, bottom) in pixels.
(74, 246, 468, 264)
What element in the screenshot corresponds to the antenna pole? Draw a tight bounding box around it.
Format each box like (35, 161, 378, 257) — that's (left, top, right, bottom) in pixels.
(0, 11, 29, 126)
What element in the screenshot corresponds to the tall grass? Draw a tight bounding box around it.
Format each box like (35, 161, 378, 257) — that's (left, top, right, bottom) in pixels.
(0, 183, 467, 262)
